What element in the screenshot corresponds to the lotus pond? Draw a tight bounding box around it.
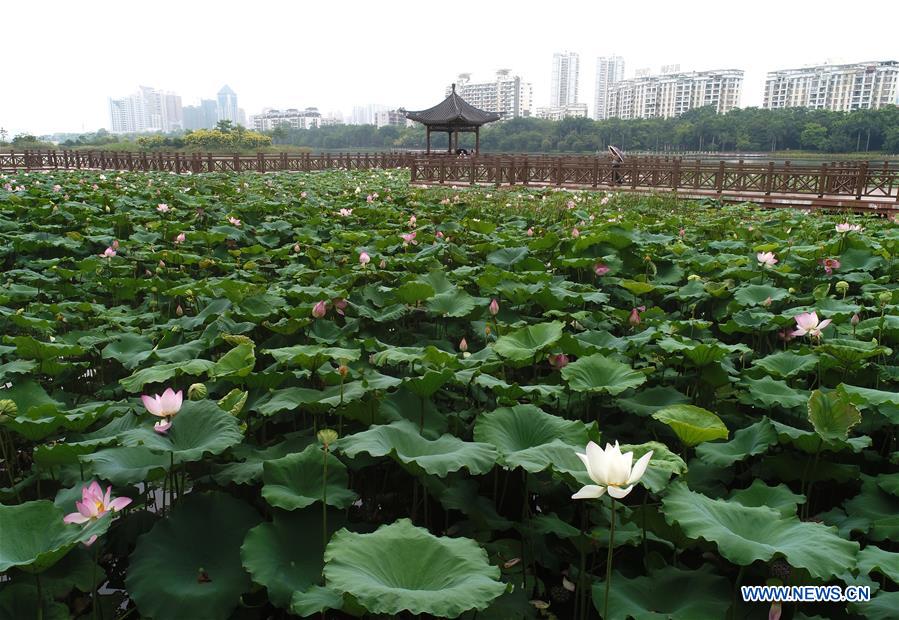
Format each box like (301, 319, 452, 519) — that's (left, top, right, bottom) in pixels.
(0, 169, 897, 619)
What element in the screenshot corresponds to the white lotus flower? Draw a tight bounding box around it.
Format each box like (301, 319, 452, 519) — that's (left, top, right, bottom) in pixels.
(572, 441, 652, 500)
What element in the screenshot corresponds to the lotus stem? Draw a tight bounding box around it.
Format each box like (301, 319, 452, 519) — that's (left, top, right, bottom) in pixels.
(35, 573, 44, 620)
(604, 498, 616, 619)
(322, 446, 329, 553)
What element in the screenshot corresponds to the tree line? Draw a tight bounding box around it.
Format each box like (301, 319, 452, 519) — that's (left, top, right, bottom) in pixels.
(4, 105, 899, 154)
(267, 105, 899, 154)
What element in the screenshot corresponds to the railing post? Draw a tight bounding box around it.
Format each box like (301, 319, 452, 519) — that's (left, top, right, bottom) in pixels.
(411, 160, 418, 183)
(556, 158, 563, 187)
(439, 159, 446, 184)
(174, 152, 181, 174)
(280, 152, 287, 171)
(765, 161, 774, 195)
(522, 155, 529, 185)
(672, 157, 680, 191)
(469, 158, 475, 185)
(855, 161, 868, 200)
(232, 153, 240, 172)
(630, 157, 638, 189)
(257, 152, 264, 173)
(715, 160, 725, 194)
(592, 156, 599, 188)
(509, 157, 516, 186)
(818, 163, 828, 198)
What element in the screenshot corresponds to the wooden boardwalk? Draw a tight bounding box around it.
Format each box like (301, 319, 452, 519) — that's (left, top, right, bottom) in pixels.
(3, 150, 897, 213)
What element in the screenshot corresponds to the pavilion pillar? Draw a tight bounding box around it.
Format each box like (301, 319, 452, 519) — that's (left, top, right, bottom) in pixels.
(453, 130, 459, 152)
(426, 128, 431, 155)
(475, 127, 480, 155)
(447, 131, 452, 153)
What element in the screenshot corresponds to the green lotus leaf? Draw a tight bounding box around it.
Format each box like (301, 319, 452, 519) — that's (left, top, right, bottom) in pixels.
(727, 480, 804, 517)
(753, 350, 819, 378)
(696, 417, 778, 467)
(592, 565, 731, 620)
(338, 420, 497, 477)
(119, 400, 243, 462)
(615, 386, 690, 417)
(427, 290, 477, 317)
(842, 477, 899, 543)
(262, 444, 357, 510)
(617, 279, 655, 296)
(212, 433, 313, 486)
(119, 359, 216, 393)
(817, 338, 890, 365)
(494, 321, 564, 362)
(848, 591, 899, 620)
(857, 545, 899, 584)
(263, 344, 361, 369)
(209, 343, 256, 379)
(393, 281, 436, 304)
(652, 404, 728, 447)
(323, 518, 505, 617)
(81, 446, 170, 485)
(126, 492, 261, 620)
(808, 389, 861, 442)
(0, 500, 111, 573)
(662, 483, 858, 579)
(733, 284, 789, 306)
(561, 353, 646, 395)
(0, 583, 70, 620)
(241, 508, 345, 609)
(101, 333, 154, 369)
(290, 586, 345, 617)
(739, 375, 810, 409)
(473, 404, 595, 472)
(486, 246, 529, 269)
(838, 383, 899, 410)
(618, 441, 687, 493)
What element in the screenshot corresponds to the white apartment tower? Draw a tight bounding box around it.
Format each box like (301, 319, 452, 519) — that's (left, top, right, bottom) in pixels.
(108, 86, 183, 133)
(763, 61, 899, 111)
(606, 69, 743, 120)
(551, 52, 580, 107)
(593, 56, 625, 120)
(217, 85, 239, 125)
(449, 70, 533, 119)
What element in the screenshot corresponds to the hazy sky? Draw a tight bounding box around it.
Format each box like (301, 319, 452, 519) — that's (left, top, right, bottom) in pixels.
(2, 0, 897, 135)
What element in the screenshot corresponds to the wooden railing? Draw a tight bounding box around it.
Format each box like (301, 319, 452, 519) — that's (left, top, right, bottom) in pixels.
(3, 150, 897, 207)
(409, 155, 899, 204)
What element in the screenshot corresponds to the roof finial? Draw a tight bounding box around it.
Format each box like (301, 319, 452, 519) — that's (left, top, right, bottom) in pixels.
(452, 83, 456, 93)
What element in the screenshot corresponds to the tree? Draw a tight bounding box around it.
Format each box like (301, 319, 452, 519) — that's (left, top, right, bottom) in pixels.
(215, 120, 234, 133)
(800, 123, 829, 151)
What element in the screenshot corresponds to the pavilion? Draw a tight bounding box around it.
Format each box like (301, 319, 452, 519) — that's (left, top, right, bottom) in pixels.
(404, 84, 501, 155)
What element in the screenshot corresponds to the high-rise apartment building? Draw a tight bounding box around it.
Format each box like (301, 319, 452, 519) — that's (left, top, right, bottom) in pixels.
(593, 56, 625, 120)
(763, 61, 899, 111)
(606, 69, 743, 120)
(252, 108, 322, 131)
(551, 52, 580, 107)
(350, 105, 388, 125)
(535, 103, 589, 121)
(183, 99, 219, 130)
(448, 70, 533, 119)
(108, 86, 183, 133)
(217, 85, 239, 124)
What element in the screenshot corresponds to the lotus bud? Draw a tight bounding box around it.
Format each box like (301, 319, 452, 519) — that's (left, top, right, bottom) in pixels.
(379, 259, 387, 269)
(188, 383, 207, 400)
(175, 304, 184, 317)
(850, 313, 860, 326)
(687, 274, 701, 281)
(878, 291, 892, 306)
(293, 243, 301, 253)
(459, 337, 468, 352)
(312, 300, 328, 318)
(489, 299, 500, 316)
(317, 428, 339, 448)
(338, 364, 349, 378)
(788, 287, 795, 294)
(835, 281, 849, 295)
(0, 399, 17, 416)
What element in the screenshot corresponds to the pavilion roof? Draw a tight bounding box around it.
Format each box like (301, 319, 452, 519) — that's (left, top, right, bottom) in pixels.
(404, 85, 502, 127)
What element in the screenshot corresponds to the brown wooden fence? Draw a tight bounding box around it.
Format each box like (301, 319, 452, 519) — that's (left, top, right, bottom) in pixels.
(3, 149, 897, 210)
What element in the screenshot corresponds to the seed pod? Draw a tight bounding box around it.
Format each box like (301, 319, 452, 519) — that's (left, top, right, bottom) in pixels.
(188, 383, 208, 400)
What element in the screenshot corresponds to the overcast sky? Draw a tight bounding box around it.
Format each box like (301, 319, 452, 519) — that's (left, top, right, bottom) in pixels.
(2, 0, 897, 135)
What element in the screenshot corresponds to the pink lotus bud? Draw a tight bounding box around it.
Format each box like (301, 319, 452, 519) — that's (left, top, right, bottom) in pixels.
(459, 337, 468, 352)
(359, 251, 371, 266)
(435, 231, 444, 239)
(175, 232, 186, 244)
(175, 304, 183, 317)
(489, 299, 500, 316)
(851, 313, 860, 326)
(300, 191, 307, 198)
(593, 263, 610, 276)
(293, 243, 301, 253)
(159, 260, 165, 268)
(678, 228, 686, 237)
(548, 353, 569, 370)
(567, 200, 575, 209)
(157, 203, 170, 213)
(629, 306, 646, 326)
(571, 228, 580, 238)
(312, 300, 328, 318)
(527, 227, 534, 236)
(379, 259, 387, 269)
(408, 215, 417, 227)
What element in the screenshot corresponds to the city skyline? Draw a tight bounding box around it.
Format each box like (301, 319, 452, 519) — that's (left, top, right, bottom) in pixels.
(2, 0, 899, 135)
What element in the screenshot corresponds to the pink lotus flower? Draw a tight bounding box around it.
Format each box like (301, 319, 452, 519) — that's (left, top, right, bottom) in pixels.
(835, 223, 862, 233)
(527, 227, 534, 236)
(154, 419, 172, 434)
(408, 215, 417, 227)
(338, 208, 353, 217)
(489, 299, 500, 316)
(333, 298, 348, 316)
(367, 194, 375, 203)
(312, 300, 328, 318)
(157, 203, 170, 213)
(593, 263, 610, 276)
(757, 252, 778, 267)
(792, 311, 831, 338)
(571, 228, 580, 238)
(63, 481, 131, 535)
(359, 251, 371, 266)
(300, 191, 307, 198)
(53, 184, 61, 192)
(567, 200, 576, 209)
(435, 231, 444, 239)
(629, 305, 646, 326)
(141, 388, 183, 419)
(820, 258, 840, 275)
(678, 228, 686, 238)
(600, 196, 610, 205)
(401, 231, 417, 245)
(100, 247, 116, 258)
(228, 216, 241, 227)
(548, 353, 569, 370)
(459, 337, 468, 352)
(174, 232, 186, 244)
